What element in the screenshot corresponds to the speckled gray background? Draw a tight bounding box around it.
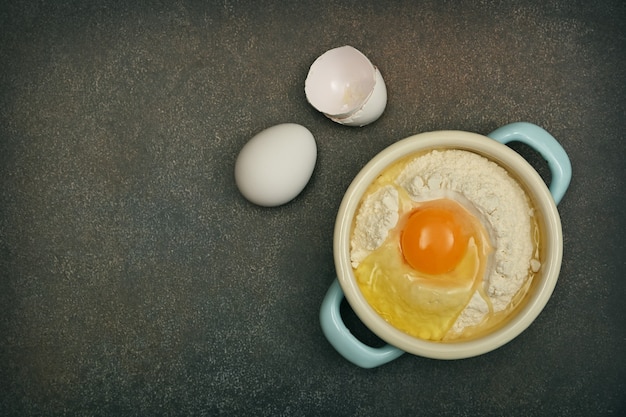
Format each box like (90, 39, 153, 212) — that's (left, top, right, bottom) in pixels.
(1, 0, 625, 416)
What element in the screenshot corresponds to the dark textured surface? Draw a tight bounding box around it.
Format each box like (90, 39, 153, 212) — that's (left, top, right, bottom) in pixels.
(1, 0, 625, 416)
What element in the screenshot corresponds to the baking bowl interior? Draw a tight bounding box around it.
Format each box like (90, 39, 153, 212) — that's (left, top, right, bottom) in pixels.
(334, 131, 563, 359)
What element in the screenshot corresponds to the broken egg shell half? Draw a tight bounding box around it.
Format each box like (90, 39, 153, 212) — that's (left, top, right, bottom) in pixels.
(305, 45, 387, 127)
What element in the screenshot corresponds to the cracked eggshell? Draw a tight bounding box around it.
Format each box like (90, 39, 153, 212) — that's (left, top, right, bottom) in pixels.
(305, 45, 387, 127)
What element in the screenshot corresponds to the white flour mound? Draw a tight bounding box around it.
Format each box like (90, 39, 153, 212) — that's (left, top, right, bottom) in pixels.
(350, 149, 539, 334)
(350, 185, 399, 268)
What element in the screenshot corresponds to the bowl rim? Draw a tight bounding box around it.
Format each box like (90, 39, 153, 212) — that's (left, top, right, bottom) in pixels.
(334, 130, 563, 359)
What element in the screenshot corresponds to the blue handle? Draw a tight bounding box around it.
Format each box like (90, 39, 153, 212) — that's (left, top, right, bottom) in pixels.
(487, 122, 572, 205)
(320, 280, 404, 368)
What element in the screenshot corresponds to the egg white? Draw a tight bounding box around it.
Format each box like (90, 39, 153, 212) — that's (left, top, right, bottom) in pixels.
(353, 185, 494, 341)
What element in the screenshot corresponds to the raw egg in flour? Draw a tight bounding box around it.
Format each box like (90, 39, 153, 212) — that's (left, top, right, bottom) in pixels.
(354, 194, 494, 341)
(401, 200, 474, 275)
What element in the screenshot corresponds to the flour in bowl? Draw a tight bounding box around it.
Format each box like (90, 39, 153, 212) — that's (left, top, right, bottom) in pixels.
(350, 149, 540, 339)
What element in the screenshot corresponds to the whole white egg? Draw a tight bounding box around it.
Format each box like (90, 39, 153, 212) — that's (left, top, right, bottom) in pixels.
(235, 123, 317, 207)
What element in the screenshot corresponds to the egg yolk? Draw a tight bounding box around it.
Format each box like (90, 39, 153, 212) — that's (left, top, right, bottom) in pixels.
(401, 202, 471, 275)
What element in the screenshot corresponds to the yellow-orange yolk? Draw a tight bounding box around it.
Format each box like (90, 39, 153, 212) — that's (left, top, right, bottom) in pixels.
(354, 196, 493, 341)
(401, 202, 472, 275)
